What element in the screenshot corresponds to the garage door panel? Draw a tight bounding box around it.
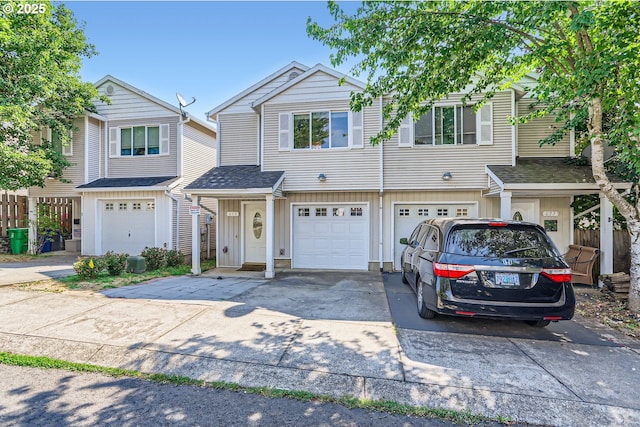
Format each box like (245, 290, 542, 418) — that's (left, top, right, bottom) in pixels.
(101, 199, 155, 255)
(293, 204, 368, 270)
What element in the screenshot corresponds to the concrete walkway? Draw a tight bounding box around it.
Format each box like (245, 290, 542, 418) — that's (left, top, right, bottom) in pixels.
(0, 254, 77, 286)
(0, 271, 639, 426)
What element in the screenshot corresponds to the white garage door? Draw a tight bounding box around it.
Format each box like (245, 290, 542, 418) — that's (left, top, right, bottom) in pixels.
(101, 200, 155, 255)
(393, 203, 477, 270)
(293, 204, 369, 270)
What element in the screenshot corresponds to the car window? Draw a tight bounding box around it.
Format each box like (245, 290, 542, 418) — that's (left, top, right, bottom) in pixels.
(415, 225, 430, 246)
(408, 225, 422, 245)
(422, 225, 439, 251)
(445, 224, 558, 258)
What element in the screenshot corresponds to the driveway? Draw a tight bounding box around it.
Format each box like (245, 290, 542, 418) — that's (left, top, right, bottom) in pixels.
(0, 254, 77, 286)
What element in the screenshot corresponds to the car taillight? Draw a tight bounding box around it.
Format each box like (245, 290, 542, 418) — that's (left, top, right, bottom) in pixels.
(434, 262, 475, 279)
(541, 268, 572, 283)
(488, 221, 507, 227)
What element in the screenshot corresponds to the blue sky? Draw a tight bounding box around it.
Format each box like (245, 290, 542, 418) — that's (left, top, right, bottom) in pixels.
(64, 1, 358, 120)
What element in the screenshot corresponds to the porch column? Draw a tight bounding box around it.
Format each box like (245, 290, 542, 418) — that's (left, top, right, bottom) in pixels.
(599, 193, 614, 285)
(500, 191, 512, 220)
(265, 194, 274, 279)
(28, 198, 37, 254)
(191, 196, 201, 275)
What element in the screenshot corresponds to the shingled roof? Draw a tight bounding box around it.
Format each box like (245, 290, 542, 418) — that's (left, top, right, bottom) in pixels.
(77, 176, 179, 189)
(185, 165, 285, 191)
(487, 158, 628, 184)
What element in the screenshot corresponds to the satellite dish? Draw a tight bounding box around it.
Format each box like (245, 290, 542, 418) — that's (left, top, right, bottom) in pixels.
(176, 92, 196, 117)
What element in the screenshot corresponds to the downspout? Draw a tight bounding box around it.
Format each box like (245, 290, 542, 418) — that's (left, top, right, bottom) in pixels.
(379, 97, 384, 272)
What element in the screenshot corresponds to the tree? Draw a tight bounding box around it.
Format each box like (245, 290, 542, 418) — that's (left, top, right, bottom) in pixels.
(0, 1, 105, 190)
(308, 1, 640, 311)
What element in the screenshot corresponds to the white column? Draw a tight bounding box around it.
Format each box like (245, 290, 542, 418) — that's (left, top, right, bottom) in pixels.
(265, 194, 274, 279)
(28, 198, 37, 254)
(599, 193, 614, 284)
(500, 191, 512, 220)
(191, 196, 201, 275)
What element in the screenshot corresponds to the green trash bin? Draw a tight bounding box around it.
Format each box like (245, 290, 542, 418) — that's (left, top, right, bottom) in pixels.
(8, 228, 29, 254)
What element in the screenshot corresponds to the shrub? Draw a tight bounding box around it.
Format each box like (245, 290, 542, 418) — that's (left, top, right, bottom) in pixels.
(103, 251, 128, 276)
(140, 247, 167, 271)
(166, 249, 185, 267)
(73, 256, 105, 280)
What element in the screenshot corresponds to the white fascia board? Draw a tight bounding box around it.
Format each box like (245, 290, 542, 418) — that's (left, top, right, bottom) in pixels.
(503, 182, 633, 191)
(85, 111, 107, 122)
(485, 166, 506, 189)
(250, 63, 366, 110)
(77, 185, 173, 193)
(205, 61, 310, 117)
(271, 172, 286, 192)
(185, 187, 277, 197)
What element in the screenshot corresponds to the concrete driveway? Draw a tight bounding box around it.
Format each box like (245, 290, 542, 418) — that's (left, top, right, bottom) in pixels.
(1, 270, 639, 426)
(0, 254, 77, 286)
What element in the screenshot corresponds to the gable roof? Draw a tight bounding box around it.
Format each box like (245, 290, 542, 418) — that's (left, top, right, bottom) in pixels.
(205, 61, 310, 118)
(250, 63, 366, 110)
(94, 75, 215, 133)
(185, 165, 285, 193)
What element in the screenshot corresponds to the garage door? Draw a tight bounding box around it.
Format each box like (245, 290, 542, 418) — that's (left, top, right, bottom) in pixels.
(293, 204, 369, 270)
(393, 203, 477, 270)
(101, 200, 155, 255)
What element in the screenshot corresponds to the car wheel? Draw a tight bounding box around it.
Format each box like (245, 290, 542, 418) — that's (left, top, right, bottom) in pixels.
(526, 320, 551, 328)
(417, 280, 436, 319)
(401, 266, 409, 284)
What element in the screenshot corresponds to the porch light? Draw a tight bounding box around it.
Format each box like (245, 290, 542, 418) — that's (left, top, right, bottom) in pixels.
(442, 172, 453, 181)
(317, 173, 327, 182)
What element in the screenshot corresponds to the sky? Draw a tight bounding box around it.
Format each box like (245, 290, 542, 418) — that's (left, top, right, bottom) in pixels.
(63, 1, 360, 120)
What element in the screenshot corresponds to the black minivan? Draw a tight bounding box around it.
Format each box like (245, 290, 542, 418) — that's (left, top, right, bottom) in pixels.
(401, 218, 575, 327)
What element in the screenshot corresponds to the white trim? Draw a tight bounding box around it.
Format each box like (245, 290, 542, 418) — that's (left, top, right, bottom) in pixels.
(104, 122, 109, 177)
(241, 200, 267, 267)
(476, 102, 493, 145)
(485, 166, 506, 189)
(569, 112, 576, 157)
(251, 63, 365, 110)
(191, 196, 201, 274)
(260, 104, 264, 169)
(398, 113, 413, 147)
(511, 89, 517, 166)
(290, 201, 370, 270)
(265, 194, 274, 278)
(288, 110, 351, 151)
(216, 119, 222, 167)
(84, 116, 89, 183)
(390, 200, 479, 270)
(206, 61, 310, 117)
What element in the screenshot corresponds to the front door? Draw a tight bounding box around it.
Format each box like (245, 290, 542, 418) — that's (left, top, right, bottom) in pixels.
(244, 202, 266, 263)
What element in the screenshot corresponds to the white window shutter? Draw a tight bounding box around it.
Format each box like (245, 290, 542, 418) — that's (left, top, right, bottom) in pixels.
(398, 113, 413, 147)
(109, 127, 119, 157)
(349, 110, 364, 148)
(62, 130, 73, 156)
(477, 103, 493, 145)
(279, 113, 291, 151)
(160, 124, 170, 155)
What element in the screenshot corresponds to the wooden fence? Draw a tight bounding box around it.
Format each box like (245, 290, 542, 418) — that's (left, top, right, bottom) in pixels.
(574, 229, 631, 276)
(0, 194, 27, 237)
(0, 195, 73, 238)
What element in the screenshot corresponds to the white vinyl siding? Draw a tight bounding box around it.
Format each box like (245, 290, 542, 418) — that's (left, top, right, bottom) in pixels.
(261, 71, 362, 104)
(87, 117, 102, 183)
(517, 99, 571, 157)
(218, 112, 258, 166)
(106, 117, 178, 178)
(95, 82, 176, 120)
(28, 118, 85, 198)
(384, 91, 512, 190)
(264, 100, 380, 192)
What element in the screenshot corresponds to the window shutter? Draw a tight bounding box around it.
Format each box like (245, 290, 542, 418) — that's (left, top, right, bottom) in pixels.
(477, 103, 493, 145)
(109, 127, 119, 157)
(160, 124, 170, 155)
(279, 113, 291, 151)
(398, 113, 413, 147)
(349, 110, 364, 148)
(62, 131, 73, 156)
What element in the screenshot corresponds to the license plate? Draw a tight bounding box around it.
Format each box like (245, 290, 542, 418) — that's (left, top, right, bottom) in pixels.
(495, 272, 520, 287)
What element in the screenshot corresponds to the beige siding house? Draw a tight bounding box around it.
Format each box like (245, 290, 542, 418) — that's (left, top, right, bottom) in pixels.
(186, 61, 630, 278)
(28, 76, 217, 258)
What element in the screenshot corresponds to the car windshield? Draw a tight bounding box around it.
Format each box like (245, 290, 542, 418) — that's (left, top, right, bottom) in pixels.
(445, 224, 559, 258)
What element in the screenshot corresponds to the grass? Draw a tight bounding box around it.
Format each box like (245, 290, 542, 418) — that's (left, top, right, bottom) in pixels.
(0, 352, 506, 426)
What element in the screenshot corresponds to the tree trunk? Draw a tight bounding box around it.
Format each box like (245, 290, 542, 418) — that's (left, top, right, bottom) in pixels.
(588, 98, 640, 312)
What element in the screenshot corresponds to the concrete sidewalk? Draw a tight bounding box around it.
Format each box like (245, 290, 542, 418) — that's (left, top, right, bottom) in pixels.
(0, 272, 639, 426)
(0, 254, 77, 286)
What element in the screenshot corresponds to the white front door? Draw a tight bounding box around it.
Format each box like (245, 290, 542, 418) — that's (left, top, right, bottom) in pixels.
(511, 201, 538, 223)
(244, 202, 266, 263)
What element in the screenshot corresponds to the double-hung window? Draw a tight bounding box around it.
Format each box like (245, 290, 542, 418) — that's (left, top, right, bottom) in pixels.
(120, 126, 160, 156)
(401, 103, 492, 146)
(109, 124, 169, 157)
(280, 109, 363, 150)
(293, 111, 349, 149)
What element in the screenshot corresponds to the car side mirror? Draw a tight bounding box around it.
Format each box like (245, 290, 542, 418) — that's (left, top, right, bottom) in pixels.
(399, 237, 408, 245)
